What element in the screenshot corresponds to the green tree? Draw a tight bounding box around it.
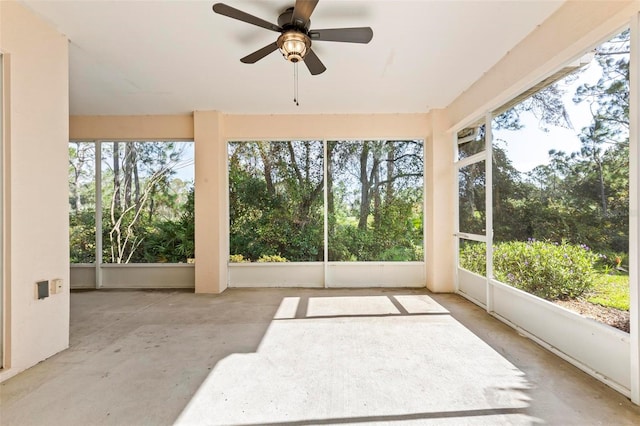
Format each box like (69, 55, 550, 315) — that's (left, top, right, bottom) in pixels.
(228, 140, 324, 262)
(228, 140, 424, 262)
(69, 142, 96, 262)
(328, 140, 423, 261)
(69, 141, 194, 264)
(491, 29, 629, 257)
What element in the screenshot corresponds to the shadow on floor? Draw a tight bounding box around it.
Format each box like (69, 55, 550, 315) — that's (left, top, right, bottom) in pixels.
(1, 288, 639, 425)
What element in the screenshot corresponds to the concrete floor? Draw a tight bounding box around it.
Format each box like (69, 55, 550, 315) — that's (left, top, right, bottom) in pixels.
(1, 289, 639, 425)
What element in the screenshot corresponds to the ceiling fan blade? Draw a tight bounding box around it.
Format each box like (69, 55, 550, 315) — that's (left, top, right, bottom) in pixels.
(212, 3, 282, 32)
(240, 42, 279, 64)
(304, 49, 326, 75)
(291, 0, 319, 27)
(308, 27, 373, 43)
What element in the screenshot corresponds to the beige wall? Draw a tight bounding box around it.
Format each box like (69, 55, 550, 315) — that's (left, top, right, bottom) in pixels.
(224, 113, 428, 140)
(424, 109, 454, 292)
(70, 115, 193, 140)
(194, 111, 227, 294)
(0, 1, 70, 381)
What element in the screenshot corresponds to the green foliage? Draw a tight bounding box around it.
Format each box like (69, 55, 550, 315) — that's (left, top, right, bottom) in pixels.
(458, 241, 486, 276)
(70, 141, 194, 264)
(229, 254, 249, 263)
(97, 187, 194, 263)
(327, 140, 424, 261)
(487, 30, 631, 297)
(228, 139, 423, 263)
(587, 273, 629, 311)
(229, 141, 324, 262)
(141, 188, 195, 262)
(329, 225, 372, 261)
(257, 254, 289, 263)
(593, 249, 627, 273)
(69, 210, 96, 263)
(228, 253, 289, 263)
(494, 241, 597, 300)
(380, 246, 422, 261)
(329, 209, 423, 262)
(460, 240, 597, 300)
(458, 160, 486, 235)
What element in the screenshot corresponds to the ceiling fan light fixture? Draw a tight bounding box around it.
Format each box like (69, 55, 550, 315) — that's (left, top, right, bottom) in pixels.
(212, 1, 372, 76)
(277, 30, 311, 63)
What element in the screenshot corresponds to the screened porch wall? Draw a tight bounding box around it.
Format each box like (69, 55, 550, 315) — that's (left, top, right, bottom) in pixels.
(69, 113, 451, 292)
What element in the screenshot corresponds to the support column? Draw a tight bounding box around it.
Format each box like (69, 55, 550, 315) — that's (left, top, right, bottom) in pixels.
(194, 111, 228, 294)
(425, 109, 455, 292)
(629, 11, 639, 405)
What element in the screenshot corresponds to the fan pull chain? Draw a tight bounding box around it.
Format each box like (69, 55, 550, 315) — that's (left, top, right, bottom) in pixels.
(293, 62, 299, 106)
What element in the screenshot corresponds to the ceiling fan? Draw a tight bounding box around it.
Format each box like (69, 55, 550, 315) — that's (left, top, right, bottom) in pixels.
(212, 0, 373, 76)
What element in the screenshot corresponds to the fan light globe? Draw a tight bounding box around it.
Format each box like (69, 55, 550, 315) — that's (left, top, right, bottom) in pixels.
(277, 31, 311, 63)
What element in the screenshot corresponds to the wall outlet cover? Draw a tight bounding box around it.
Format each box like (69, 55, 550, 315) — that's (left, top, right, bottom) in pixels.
(52, 278, 63, 294)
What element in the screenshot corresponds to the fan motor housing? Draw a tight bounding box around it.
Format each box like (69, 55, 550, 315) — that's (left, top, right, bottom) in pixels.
(278, 7, 310, 31)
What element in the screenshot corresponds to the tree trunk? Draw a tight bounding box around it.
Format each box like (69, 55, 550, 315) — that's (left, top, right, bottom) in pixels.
(124, 143, 134, 209)
(327, 143, 335, 243)
(70, 142, 84, 212)
(148, 186, 156, 221)
(305, 141, 311, 183)
(287, 141, 303, 184)
(385, 142, 395, 202)
(134, 161, 140, 206)
(113, 142, 121, 212)
(258, 142, 275, 195)
(358, 142, 370, 230)
(373, 155, 381, 228)
(465, 165, 477, 220)
(595, 155, 607, 215)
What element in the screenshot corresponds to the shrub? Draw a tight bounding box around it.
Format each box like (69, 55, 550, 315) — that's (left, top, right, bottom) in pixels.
(229, 254, 249, 263)
(458, 242, 486, 276)
(592, 249, 628, 274)
(257, 254, 289, 263)
(380, 246, 423, 261)
(495, 240, 598, 300)
(70, 210, 97, 263)
(460, 240, 598, 300)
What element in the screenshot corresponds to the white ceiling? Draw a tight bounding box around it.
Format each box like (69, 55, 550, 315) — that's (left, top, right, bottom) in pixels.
(21, 0, 564, 115)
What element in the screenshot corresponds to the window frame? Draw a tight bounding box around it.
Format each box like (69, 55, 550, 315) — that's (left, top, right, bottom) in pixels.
(226, 138, 427, 288)
(69, 139, 195, 288)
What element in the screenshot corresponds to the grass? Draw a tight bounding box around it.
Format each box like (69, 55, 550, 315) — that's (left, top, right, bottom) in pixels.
(587, 273, 630, 311)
